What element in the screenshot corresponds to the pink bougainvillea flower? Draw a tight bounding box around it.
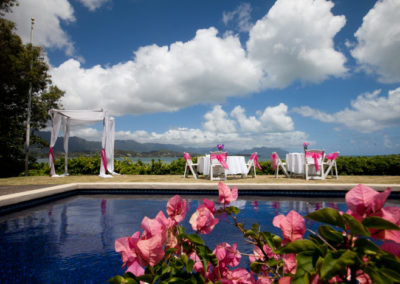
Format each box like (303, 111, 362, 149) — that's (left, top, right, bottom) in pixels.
(221, 268, 255, 284)
(214, 242, 241, 268)
(218, 182, 238, 205)
(189, 206, 219, 234)
(273, 210, 306, 243)
(278, 277, 292, 284)
(249, 244, 278, 263)
(372, 206, 400, 242)
(136, 233, 165, 266)
(199, 198, 217, 214)
(380, 241, 400, 258)
(256, 276, 274, 284)
(141, 211, 169, 241)
(345, 184, 391, 218)
(283, 253, 297, 274)
(115, 231, 145, 276)
(166, 195, 188, 225)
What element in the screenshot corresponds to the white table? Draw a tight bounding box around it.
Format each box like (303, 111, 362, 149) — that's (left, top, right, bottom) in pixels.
(197, 155, 248, 177)
(286, 153, 305, 176)
(286, 152, 321, 177)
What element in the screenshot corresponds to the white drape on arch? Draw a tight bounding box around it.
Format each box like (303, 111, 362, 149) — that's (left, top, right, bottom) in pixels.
(48, 109, 118, 178)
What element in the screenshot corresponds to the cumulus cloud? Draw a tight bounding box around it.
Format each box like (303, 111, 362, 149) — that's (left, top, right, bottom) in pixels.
(68, 104, 306, 149)
(293, 87, 400, 133)
(247, 0, 347, 88)
(77, 0, 110, 11)
(222, 3, 253, 33)
(5, 0, 76, 55)
(351, 0, 400, 83)
(50, 28, 262, 116)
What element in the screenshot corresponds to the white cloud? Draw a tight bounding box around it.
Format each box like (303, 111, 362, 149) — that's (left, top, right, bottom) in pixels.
(5, 0, 76, 55)
(77, 0, 110, 11)
(293, 87, 400, 133)
(247, 0, 347, 88)
(351, 0, 400, 83)
(64, 104, 306, 149)
(50, 28, 262, 116)
(223, 3, 253, 33)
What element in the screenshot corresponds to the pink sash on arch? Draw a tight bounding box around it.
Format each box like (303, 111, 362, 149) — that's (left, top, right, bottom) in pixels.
(48, 147, 55, 165)
(184, 152, 191, 161)
(250, 153, 262, 170)
(210, 153, 229, 169)
(305, 152, 323, 172)
(101, 148, 108, 173)
(270, 153, 278, 171)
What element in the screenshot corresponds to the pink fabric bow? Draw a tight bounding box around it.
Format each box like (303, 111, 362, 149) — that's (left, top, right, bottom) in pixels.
(101, 148, 108, 172)
(326, 152, 339, 160)
(183, 152, 191, 161)
(210, 153, 229, 169)
(305, 152, 322, 172)
(250, 153, 262, 170)
(48, 147, 55, 165)
(270, 153, 277, 171)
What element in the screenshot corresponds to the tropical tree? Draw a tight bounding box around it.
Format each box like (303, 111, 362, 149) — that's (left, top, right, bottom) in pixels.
(0, 9, 64, 177)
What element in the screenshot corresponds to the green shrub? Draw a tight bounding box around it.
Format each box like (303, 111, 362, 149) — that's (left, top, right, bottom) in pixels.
(29, 154, 400, 176)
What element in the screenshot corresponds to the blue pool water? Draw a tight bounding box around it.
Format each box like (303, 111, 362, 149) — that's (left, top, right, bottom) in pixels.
(0, 195, 398, 283)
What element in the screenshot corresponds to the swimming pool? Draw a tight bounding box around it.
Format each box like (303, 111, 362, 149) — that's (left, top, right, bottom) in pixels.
(0, 194, 398, 283)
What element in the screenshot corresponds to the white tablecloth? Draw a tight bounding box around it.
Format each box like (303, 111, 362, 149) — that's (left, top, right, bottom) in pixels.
(286, 153, 305, 175)
(286, 152, 321, 176)
(198, 155, 248, 176)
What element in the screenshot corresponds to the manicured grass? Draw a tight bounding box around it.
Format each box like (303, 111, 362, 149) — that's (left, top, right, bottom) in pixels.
(1, 174, 399, 186)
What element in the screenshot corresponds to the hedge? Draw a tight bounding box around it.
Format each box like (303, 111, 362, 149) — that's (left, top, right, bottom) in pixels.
(28, 154, 400, 176)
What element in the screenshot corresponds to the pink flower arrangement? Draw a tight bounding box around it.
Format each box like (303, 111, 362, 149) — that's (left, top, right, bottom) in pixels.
(112, 183, 400, 283)
(217, 144, 225, 151)
(303, 142, 310, 150)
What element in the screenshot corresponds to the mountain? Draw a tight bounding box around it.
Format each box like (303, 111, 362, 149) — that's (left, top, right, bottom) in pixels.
(35, 132, 287, 160)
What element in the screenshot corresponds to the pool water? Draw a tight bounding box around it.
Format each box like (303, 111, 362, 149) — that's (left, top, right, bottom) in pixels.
(0, 195, 397, 283)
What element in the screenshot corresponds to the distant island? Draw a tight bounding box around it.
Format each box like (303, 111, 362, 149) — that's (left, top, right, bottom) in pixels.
(33, 131, 288, 161)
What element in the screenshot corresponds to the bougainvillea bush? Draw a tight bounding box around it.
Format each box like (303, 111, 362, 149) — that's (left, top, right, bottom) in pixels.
(109, 183, 400, 284)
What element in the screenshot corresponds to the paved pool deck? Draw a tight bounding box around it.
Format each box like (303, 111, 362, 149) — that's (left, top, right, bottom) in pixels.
(1, 182, 399, 209)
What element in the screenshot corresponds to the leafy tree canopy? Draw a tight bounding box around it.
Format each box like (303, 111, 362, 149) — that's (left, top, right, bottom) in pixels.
(0, 10, 64, 177)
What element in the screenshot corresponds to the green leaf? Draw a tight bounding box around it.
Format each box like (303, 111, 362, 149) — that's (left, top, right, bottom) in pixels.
(342, 214, 371, 236)
(364, 266, 394, 284)
(250, 261, 263, 273)
(318, 225, 344, 244)
(108, 275, 138, 284)
(354, 238, 380, 256)
(279, 239, 317, 254)
(295, 252, 316, 279)
(363, 216, 400, 230)
(306, 208, 345, 229)
(379, 267, 400, 282)
(320, 250, 360, 281)
(244, 229, 256, 237)
(187, 234, 205, 245)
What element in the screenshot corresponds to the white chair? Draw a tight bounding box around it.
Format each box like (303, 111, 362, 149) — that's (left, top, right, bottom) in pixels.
(323, 152, 339, 179)
(271, 152, 289, 178)
(209, 152, 228, 181)
(183, 152, 198, 179)
(246, 152, 261, 178)
(304, 149, 325, 180)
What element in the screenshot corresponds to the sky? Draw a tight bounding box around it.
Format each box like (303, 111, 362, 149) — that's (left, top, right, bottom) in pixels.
(5, 0, 400, 156)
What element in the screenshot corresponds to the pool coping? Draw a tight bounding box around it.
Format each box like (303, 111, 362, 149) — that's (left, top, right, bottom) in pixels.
(1, 182, 399, 209)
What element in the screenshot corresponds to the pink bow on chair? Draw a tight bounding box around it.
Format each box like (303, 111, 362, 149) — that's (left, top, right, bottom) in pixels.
(210, 153, 229, 169)
(305, 152, 322, 172)
(184, 152, 191, 161)
(326, 152, 339, 160)
(250, 153, 262, 170)
(270, 153, 277, 171)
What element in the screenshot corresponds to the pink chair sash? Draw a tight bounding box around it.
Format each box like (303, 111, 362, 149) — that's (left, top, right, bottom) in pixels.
(326, 152, 339, 160)
(305, 152, 323, 172)
(101, 148, 108, 172)
(184, 152, 191, 161)
(210, 153, 229, 169)
(270, 153, 277, 171)
(48, 147, 55, 165)
(250, 153, 262, 170)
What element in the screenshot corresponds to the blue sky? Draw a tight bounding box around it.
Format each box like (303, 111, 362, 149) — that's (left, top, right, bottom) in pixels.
(6, 0, 400, 156)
